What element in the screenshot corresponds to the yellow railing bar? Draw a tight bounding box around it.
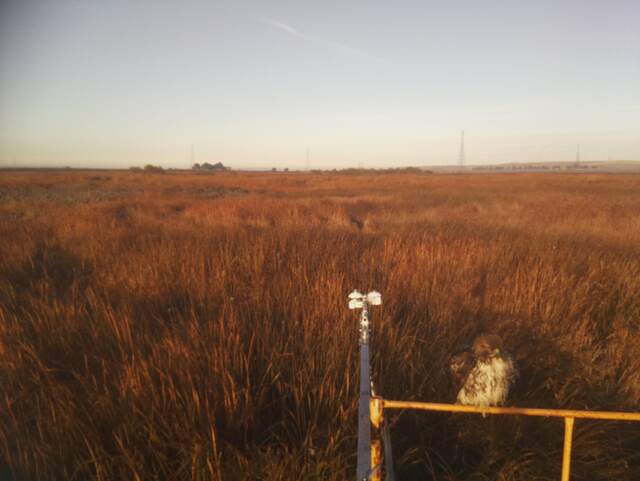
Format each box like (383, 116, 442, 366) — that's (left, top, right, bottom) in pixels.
(561, 417, 574, 481)
(382, 400, 640, 422)
(381, 400, 640, 481)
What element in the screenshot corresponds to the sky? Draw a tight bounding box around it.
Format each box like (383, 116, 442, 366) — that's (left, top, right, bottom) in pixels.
(1, 0, 639, 169)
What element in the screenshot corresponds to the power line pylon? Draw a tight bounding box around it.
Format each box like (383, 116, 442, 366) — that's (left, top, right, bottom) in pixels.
(458, 130, 465, 168)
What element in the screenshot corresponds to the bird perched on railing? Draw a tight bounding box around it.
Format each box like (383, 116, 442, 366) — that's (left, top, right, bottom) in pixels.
(449, 334, 517, 407)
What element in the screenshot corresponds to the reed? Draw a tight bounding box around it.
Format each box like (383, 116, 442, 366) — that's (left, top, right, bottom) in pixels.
(1, 170, 639, 480)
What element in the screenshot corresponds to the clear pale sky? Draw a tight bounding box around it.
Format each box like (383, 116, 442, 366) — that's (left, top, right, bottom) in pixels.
(1, 0, 639, 169)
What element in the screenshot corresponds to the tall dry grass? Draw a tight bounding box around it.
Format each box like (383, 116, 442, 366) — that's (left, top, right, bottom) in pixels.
(1, 170, 640, 480)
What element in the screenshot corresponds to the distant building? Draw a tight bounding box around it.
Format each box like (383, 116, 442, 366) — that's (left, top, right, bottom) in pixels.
(192, 162, 229, 172)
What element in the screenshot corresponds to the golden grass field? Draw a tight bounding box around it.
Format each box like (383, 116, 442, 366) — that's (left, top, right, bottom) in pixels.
(1, 170, 640, 481)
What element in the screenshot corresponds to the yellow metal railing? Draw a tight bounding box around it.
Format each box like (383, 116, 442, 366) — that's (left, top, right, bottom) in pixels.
(348, 290, 640, 481)
(372, 398, 640, 481)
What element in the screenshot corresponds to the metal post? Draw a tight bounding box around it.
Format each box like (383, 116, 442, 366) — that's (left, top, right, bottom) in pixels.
(561, 417, 575, 481)
(357, 300, 371, 481)
(370, 397, 384, 481)
(350, 290, 381, 481)
(381, 419, 396, 481)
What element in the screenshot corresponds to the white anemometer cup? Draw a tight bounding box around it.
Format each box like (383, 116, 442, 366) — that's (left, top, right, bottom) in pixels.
(349, 290, 381, 345)
(348, 290, 382, 309)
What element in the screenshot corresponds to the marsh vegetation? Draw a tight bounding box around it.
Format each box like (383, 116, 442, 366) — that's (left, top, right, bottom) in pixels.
(1, 170, 640, 480)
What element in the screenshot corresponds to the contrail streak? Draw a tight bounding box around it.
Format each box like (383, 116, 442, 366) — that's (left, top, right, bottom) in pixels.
(256, 17, 382, 63)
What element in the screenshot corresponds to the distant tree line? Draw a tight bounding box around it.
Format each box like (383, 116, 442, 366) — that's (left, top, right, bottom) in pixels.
(192, 162, 229, 172)
(129, 164, 165, 174)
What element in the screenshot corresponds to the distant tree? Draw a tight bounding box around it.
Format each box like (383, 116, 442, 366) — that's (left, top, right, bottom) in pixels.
(143, 164, 164, 174)
(192, 163, 201, 170)
(198, 162, 228, 172)
(272, 167, 277, 172)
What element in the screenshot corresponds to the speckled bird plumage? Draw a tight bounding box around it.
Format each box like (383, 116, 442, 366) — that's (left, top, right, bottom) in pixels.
(450, 334, 517, 407)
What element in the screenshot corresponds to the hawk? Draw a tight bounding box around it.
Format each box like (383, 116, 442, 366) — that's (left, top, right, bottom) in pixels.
(449, 334, 517, 407)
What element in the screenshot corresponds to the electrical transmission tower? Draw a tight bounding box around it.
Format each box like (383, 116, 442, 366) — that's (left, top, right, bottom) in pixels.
(458, 130, 465, 168)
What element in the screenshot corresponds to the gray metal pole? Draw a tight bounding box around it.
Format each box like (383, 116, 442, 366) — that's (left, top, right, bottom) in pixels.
(382, 419, 396, 481)
(356, 302, 371, 481)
